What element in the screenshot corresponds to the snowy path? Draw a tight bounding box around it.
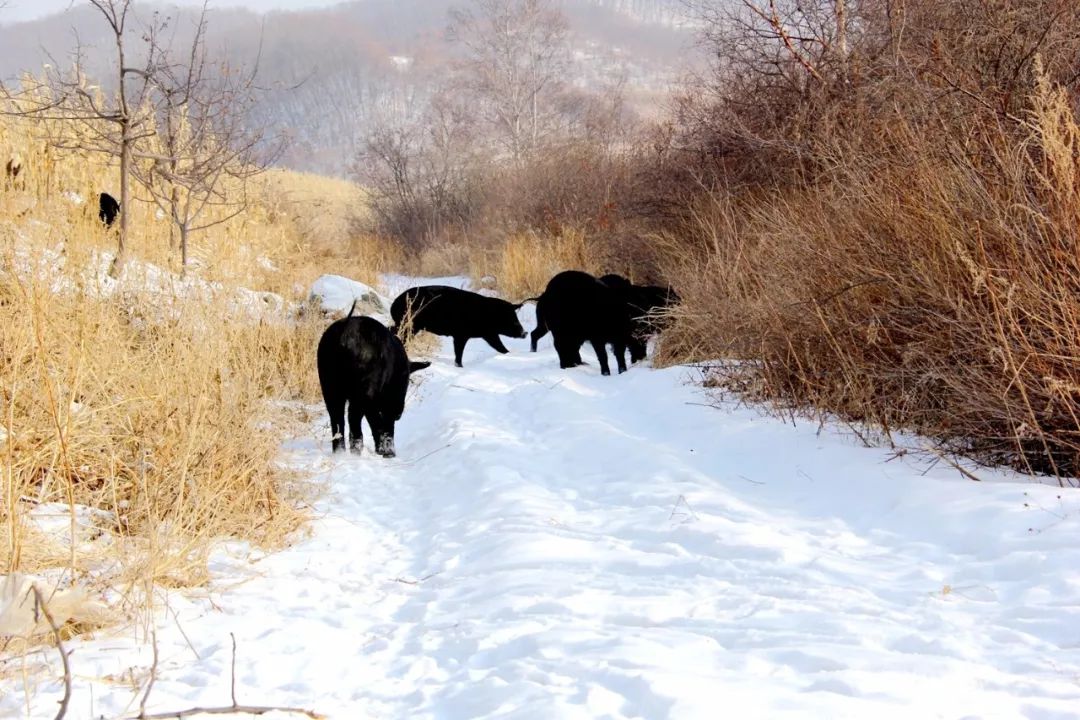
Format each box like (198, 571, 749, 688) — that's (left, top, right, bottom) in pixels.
(6, 317, 1080, 718)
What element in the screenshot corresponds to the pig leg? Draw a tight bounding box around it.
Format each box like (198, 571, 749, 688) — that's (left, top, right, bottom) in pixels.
(453, 335, 468, 367)
(484, 335, 510, 354)
(570, 340, 585, 366)
(531, 307, 547, 351)
(347, 400, 365, 454)
(589, 338, 612, 376)
(530, 325, 547, 351)
(324, 393, 346, 453)
(367, 413, 396, 458)
(554, 334, 580, 369)
(612, 339, 629, 374)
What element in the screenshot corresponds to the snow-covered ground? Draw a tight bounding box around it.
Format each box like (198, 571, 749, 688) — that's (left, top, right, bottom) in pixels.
(4, 281, 1080, 719)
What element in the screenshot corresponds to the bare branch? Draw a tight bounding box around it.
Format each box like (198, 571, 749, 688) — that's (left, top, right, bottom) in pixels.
(134, 705, 324, 719)
(130, 634, 324, 720)
(30, 586, 72, 720)
(230, 633, 238, 707)
(741, 0, 825, 83)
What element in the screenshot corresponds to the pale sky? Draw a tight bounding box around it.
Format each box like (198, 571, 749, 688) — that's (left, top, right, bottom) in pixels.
(1, 0, 342, 25)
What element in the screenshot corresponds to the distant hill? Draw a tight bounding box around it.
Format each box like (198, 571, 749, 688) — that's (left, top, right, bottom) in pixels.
(0, 0, 697, 175)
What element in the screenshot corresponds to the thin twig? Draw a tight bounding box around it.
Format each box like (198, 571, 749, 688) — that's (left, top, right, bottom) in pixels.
(398, 443, 452, 466)
(391, 572, 439, 585)
(162, 593, 201, 661)
(737, 474, 766, 485)
(129, 633, 324, 719)
(742, 0, 825, 82)
(784, 278, 887, 309)
(669, 495, 700, 522)
(31, 586, 71, 720)
(924, 445, 984, 482)
(134, 706, 324, 719)
(138, 628, 159, 718)
(230, 633, 238, 707)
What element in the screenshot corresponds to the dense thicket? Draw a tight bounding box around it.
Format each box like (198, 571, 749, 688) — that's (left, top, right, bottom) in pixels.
(363, 0, 1080, 479)
(658, 0, 1080, 479)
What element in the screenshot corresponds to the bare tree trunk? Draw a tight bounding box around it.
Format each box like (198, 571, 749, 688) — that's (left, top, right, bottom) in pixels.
(836, 0, 848, 60)
(110, 130, 130, 277)
(169, 186, 179, 250)
(110, 1, 133, 279)
(180, 223, 189, 276)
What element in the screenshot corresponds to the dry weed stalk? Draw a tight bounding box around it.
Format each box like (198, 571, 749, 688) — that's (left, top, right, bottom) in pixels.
(0, 246, 323, 604)
(132, 632, 324, 719)
(470, 229, 602, 300)
(30, 586, 72, 720)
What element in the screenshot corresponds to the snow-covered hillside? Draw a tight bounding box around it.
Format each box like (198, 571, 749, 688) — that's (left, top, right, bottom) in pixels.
(0, 1, 693, 176)
(4, 277, 1080, 719)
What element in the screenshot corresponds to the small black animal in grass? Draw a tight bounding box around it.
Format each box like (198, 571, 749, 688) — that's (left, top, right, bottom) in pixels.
(98, 192, 120, 227)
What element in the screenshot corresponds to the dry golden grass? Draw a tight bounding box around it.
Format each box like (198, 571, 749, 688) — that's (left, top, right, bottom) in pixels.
(0, 99, 389, 634)
(0, 255, 324, 583)
(256, 169, 406, 292)
(661, 73, 1080, 479)
(413, 241, 472, 278)
(387, 291, 444, 360)
(469, 229, 603, 300)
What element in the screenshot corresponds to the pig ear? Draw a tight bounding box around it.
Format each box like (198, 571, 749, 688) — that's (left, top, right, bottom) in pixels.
(409, 361, 431, 374)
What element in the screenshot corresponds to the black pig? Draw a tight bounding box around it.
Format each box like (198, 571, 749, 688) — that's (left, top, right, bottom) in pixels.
(598, 275, 680, 363)
(390, 285, 526, 368)
(99, 192, 120, 227)
(530, 274, 629, 352)
(317, 307, 430, 456)
(533, 270, 634, 376)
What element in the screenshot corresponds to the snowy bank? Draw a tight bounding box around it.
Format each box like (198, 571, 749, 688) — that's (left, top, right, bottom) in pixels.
(2, 229, 290, 322)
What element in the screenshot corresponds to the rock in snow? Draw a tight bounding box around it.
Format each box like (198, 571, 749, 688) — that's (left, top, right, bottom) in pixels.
(309, 274, 390, 318)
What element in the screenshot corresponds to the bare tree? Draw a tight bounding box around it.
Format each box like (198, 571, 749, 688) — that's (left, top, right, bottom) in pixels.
(355, 86, 484, 245)
(131, 2, 273, 274)
(447, 0, 570, 164)
(2, 0, 162, 276)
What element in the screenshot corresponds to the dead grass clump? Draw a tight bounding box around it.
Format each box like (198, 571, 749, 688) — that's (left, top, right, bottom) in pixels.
(0, 86, 399, 644)
(469, 229, 604, 300)
(388, 291, 444, 360)
(0, 255, 323, 588)
(416, 241, 473, 278)
(402, 330, 442, 360)
(257, 169, 406, 291)
(662, 76, 1080, 479)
